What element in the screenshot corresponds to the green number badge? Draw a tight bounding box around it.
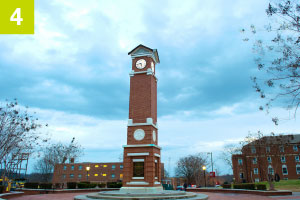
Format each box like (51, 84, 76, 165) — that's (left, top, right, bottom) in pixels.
(0, 0, 34, 34)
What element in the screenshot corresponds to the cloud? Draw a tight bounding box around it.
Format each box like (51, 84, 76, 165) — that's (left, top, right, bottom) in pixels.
(1, 0, 299, 176)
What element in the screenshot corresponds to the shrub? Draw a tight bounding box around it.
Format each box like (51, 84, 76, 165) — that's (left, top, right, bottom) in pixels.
(107, 182, 122, 188)
(67, 182, 77, 189)
(256, 184, 267, 190)
(244, 183, 255, 190)
(98, 183, 106, 188)
(77, 183, 87, 189)
(233, 183, 255, 190)
(89, 183, 97, 188)
(54, 183, 61, 189)
(24, 182, 39, 189)
(233, 184, 243, 189)
(0, 185, 5, 193)
(39, 183, 52, 189)
(222, 184, 231, 189)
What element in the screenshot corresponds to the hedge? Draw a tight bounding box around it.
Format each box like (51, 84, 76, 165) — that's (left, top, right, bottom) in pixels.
(0, 185, 5, 193)
(39, 183, 52, 189)
(222, 184, 231, 189)
(107, 182, 122, 188)
(78, 182, 97, 189)
(54, 183, 61, 189)
(98, 183, 106, 188)
(24, 182, 39, 189)
(233, 183, 255, 190)
(256, 184, 267, 190)
(67, 182, 77, 189)
(77, 183, 88, 189)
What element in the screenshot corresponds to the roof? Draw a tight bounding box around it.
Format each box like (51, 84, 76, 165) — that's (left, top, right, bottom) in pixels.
(245, 134, 300, 146)
(128, 44, 160, 64)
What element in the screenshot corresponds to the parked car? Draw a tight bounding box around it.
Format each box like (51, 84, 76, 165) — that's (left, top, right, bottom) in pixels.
(176, 186, 184, 191)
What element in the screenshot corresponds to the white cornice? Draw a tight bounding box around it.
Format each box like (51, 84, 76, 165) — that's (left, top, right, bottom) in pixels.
(128, 118, 158, 129)
(123, 144, 162, 150)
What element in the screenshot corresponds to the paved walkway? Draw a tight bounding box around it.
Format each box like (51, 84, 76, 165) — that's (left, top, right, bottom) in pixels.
(8, 192, 300, 200)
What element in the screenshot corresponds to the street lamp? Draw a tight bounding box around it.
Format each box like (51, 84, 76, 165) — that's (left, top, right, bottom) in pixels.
(86, 166, 90, 181)
(202, 165, 206, 187)
(207, 152, 213, 172)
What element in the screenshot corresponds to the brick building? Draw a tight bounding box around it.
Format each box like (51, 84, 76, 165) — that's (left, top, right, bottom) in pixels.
(232, 134, 300, 183)
(52, 162, 164, 186)
(52, 162, 124, 185)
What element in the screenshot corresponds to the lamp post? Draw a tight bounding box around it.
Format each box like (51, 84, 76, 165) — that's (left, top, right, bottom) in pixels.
(202, 165, 206, 187)
(86, 166, 90, 181)
(207, 152, 213, 172)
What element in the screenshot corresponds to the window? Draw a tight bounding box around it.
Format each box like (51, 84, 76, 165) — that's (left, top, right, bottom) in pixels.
(70, 174, 74, 178)
(254, 168, 259, 174)
(120, 174, 123, 179)
(71, 165, 74, 170)
(133, 162, 144, 177)
(120, 165, 123, 169)
(112, 165, 116, 169)
(155, 161, 158, 177)
(102, 174, 107, 176)
(94, 174, 98, 176)
(238, 159, 243, 165)
(78, 174, 82, 178)
(267, 156, 272, 163)
(295, 156, 300, 162)
(251, 147, 256, 154)
(284, 177, 288, 180)
(282, 165, 288, 175)
(239, 172, 244, 179)
(279, 146, 284, 153)
(78, 165, 82, 170)
(268, 165, 274, 175)
(95, 165, 99, 168)
(296, 165, 300, 174)
(62, 174, 66, 179)
(111, 174, 115, 178)
(293, 145, 298, 152)
(253, 157, 257, 164)
(103, 165, 107, 167)
(255, 178, 260, 183)
(266, 146, 270, 153)
(281, 156, 286, 163)
(63, 165, 67, 170)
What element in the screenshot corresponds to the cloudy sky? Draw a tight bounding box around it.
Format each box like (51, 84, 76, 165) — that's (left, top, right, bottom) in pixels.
(1, 0, 299, 175)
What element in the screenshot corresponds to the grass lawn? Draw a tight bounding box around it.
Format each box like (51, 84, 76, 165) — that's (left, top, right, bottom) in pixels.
(260, 180, 300, 192)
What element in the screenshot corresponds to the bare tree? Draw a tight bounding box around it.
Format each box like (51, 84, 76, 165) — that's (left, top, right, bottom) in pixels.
(0, 99, 47, 185)
(220, 144, 242, 170)
(243, 1, 300, 124)
(175, 154, 208, 186)
(34, 137, 83, 182)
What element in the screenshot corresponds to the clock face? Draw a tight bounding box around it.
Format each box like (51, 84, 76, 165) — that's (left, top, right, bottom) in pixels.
(151, 62, 155, 72)
(152, 130, 156, 142)
(136, 59, 146, 69)
(133, 129, 145, 141)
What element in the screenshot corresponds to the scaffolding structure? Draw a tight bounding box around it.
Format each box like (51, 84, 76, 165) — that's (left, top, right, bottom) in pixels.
(1, 153, 29, 179)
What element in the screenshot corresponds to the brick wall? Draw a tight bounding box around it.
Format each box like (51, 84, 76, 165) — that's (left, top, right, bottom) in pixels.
(232, 135, 300, 183)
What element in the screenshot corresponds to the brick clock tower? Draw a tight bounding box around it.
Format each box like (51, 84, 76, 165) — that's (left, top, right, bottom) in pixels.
(120, 45, 163, 193)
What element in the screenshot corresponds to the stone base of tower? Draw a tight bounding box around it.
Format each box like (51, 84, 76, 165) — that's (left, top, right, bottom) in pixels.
(119, 186, 163, 194)
(74, 190, 209, 200)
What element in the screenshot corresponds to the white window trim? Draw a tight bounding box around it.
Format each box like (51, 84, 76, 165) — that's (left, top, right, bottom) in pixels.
(133, 159, 144, 162)
(293, 145, 298, 152)
(296, 164, 300, 175)
(132, 177, 144, 180)
(282, 165, 288, 175)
